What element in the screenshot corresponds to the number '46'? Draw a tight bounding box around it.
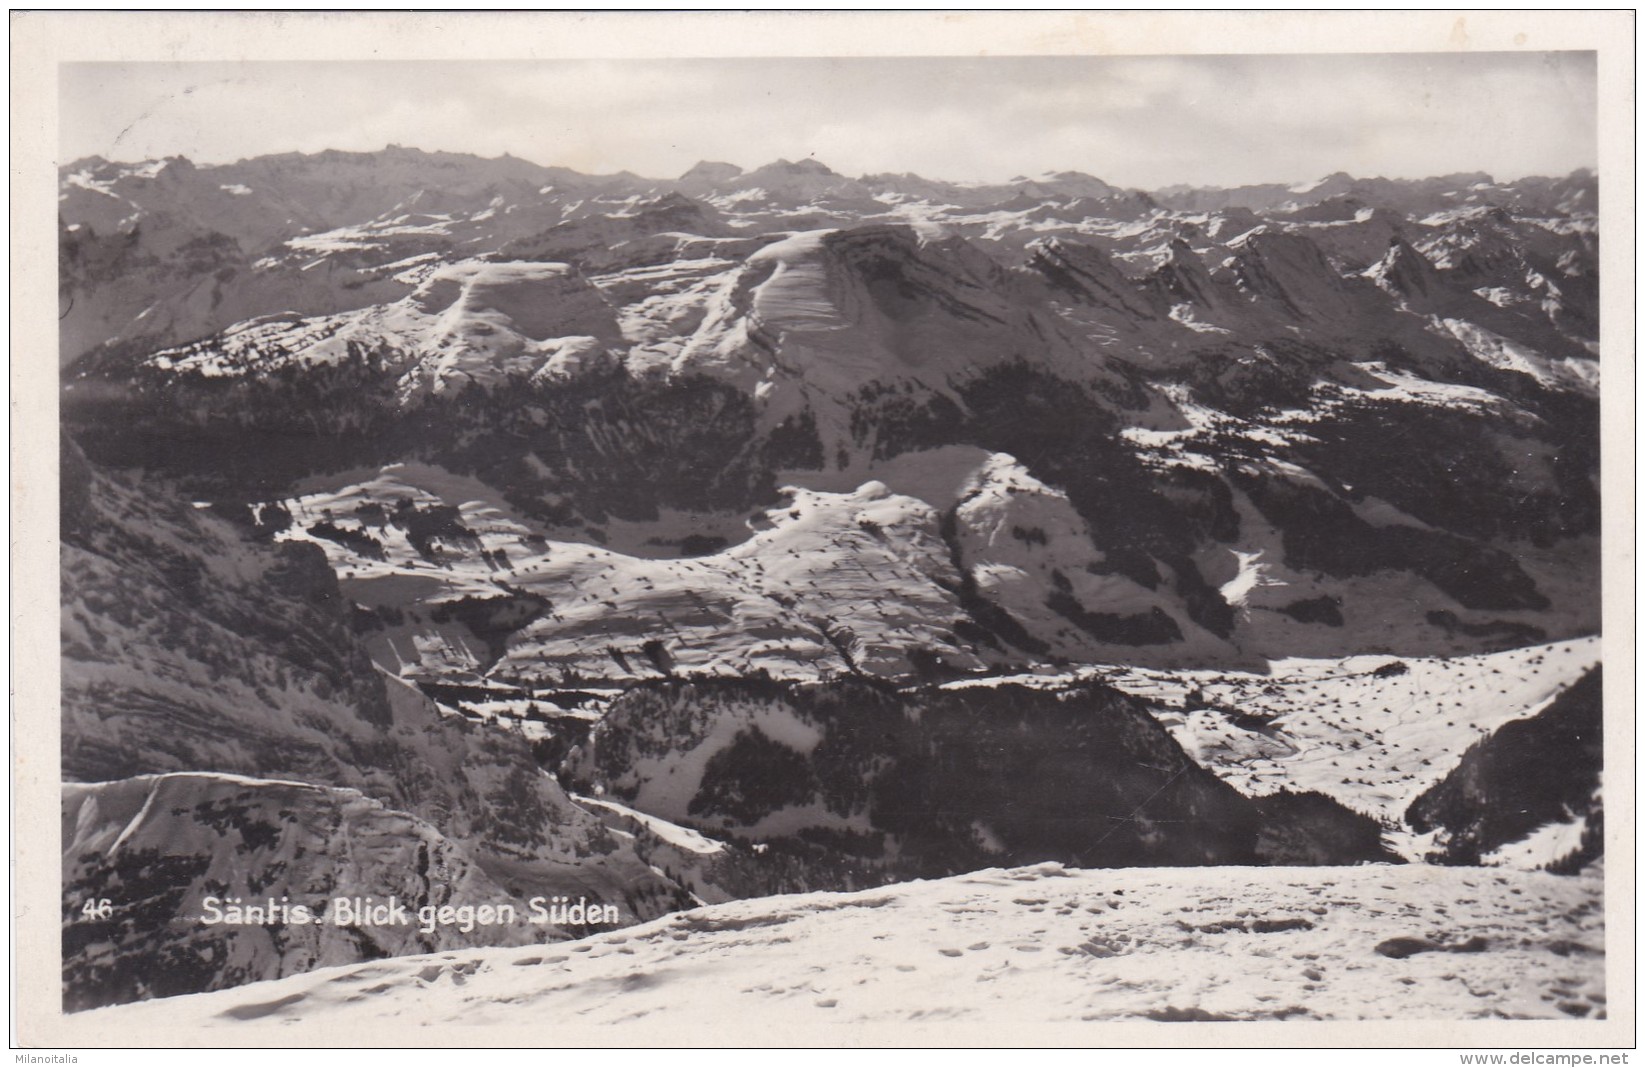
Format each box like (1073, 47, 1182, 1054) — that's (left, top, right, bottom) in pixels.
(80, 898, 114, 921)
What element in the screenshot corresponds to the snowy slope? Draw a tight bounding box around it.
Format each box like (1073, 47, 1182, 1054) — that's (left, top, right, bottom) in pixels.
(668, 224, 1101, 462)
(71, 861, 1607, 1035)
(144, 260, 624, 402)
(1094, 637, 1600, 841)
(276, 467, 984, 682)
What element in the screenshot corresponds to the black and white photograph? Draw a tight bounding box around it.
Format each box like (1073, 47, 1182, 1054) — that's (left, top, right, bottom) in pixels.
(14, 9, 1634, 1049)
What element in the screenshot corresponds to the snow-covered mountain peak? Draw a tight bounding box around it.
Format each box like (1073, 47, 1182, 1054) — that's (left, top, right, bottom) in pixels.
(756, 157, 838, 176)
(676, 160, 745, 193)
(1009, 169, 1123, 201)
(1366, 237, 1446, 300)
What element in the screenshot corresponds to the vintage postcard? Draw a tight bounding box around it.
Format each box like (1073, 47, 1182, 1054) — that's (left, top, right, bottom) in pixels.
(11, 9, 1635, 1049)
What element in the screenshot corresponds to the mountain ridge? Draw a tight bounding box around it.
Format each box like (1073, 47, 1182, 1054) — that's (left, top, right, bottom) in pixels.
(62, 145, 1595, 196)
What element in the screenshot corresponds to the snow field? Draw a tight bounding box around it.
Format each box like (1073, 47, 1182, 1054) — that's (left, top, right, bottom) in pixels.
(72, 861, 1604, 1035)
(1106, 637, 1600, 838)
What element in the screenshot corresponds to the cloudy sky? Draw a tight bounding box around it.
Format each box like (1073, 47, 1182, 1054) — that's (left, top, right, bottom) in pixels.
(60, 52, 1597, 189)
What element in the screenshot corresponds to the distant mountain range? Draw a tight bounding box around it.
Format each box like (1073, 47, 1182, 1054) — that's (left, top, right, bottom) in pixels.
(58, 148, 1595, 367)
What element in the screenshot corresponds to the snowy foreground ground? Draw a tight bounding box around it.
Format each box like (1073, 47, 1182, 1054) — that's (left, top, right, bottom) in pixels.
(74, 861, 1605, 1041)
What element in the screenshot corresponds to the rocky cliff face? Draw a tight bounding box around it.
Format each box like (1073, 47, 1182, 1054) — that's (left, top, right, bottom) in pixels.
(61, 438, 692, 1006)
(62, 774, 544, 1011)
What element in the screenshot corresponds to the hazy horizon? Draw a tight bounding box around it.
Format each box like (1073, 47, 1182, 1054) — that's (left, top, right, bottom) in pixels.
(61, 53, 1597, 190)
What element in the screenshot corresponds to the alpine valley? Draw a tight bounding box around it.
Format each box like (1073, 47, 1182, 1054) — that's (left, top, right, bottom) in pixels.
(59, 148, 1604, 1022)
